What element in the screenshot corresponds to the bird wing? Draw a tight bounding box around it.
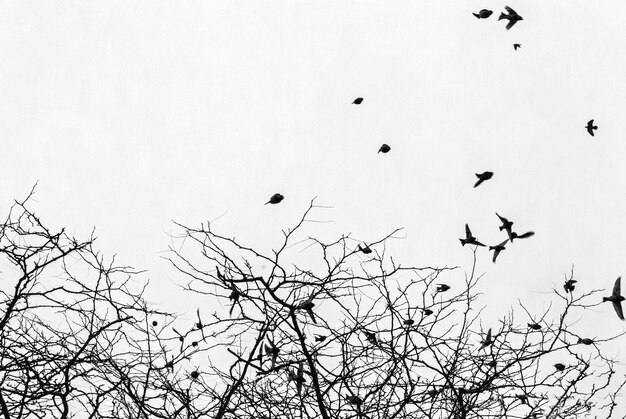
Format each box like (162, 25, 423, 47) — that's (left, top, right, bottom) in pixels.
(505, 6, 515, 14)
(517, 231, 535, 239)
(613, 301, 625, 320)
(492, 249, 501, 263)
(587, 124, 595, 136)
(498, 239, 509, 247)
(613, 277, 621, 296)
(474, 179, 484, 188)
(465, 224, 472, 238)
(505, 20, 516, 30)
(496, 213, 508, 223)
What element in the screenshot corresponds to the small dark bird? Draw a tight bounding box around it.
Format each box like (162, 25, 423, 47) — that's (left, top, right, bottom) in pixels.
(578, 338, 594, 345)
(364, 331, 378, 345)
(265, 340, 280, 369)
(496, 213, 514, 239)
(527, 323, 541, 330)
(152, 320, 158, 327)
(436, 284, 450, 293)
(480, 328, 493, 349)
(403, 319, 415, 326)
(378, 144, 391, 154)
(422, 308, 434, 316)
(473, 9, 493, 19)
(586, 119, 598, 136)
(314, 334, 327, 342)
(499, 6, 523, 30)
(554, 363, 566, 372)
(265, 193, 284, 205)
(190, 370, 200, 380)
(287, 362, 306, 395)
(353, 97, 364, 105)
(474, 171, 493, 188)
(346, 395, 363, 405)
(460, 224, 485, 247)
(489, 239, 508, 263)
(564, 279, 577, 293)
(191, 341, 198, 347)
(513, 43, 521, 50)
(603, 277, 625, 320)
(487, 359, 497, 368)
(510, 231, 535, 242)
(173, 328, 184, 342)
(196, 308, 203, 329)
(428, 389, 439, 398)
(298, 295, 317, 324)
(516, 394, 529, 405)
(229, 284, 240, 316)
(358, 244, 372, 254)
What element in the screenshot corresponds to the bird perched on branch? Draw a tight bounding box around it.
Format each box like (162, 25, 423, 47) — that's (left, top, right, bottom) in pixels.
(489, 239, 508, 263)
(229, 284, 240, 316)
(499, 6, 523, 30)
(473, 9, 493, 19)
(436, 284, 450, 293)
(603, 277, 625, 320)
(474, 171, 493, 188)
(265, 193, 284, 205)
(298, 295, 317, 324)
(378, 144, 391, 154)
(578, 337, 594, 345)
(563, 279, 577, 293)
(460, 224, 485, 247)
(314, 334, 327, 342)
(554, 363, 566, 372)
(586, 119, 598, 136)
(287, 362, 306, 395)
(358, 244, 372, 254)
(527, 323, 541, 330)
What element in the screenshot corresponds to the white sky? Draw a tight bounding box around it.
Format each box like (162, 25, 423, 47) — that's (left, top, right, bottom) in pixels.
(1, 0, 626, 399)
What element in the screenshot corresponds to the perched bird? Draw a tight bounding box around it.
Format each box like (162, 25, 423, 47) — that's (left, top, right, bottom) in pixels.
(516, 394, 529, 405)
(265, 193, 284, 205)
(378, 144, 391, 154)
(152, 320, 158, 327)
(578, 338, 594, 345)
(496, 213, 514, 239)
(287, 362, 306, 395)
(346, 395, 363, 405)
(229, 284, 240, 316)
(489, 239, 508, 263)
(602, 277, 625, 320)
(586, 119, 598, 136)
(358, 244, 372, 254)
(190, 370, 200, 380)
(257, 344, 264, 367)
(196, 308, 203, 330)
(474, 171, 493, 188)
(364, 331, 378, 345)
(314, 334, 327, 342)
(353, 97, 364, 105)
(473, 9, 493, 19)
(487, 359, 497, 368)
(513, 43, 521, 50)
(499, 6, 523, 30)
(460, 224, 485, 247)
(480, 328, 493, 349)
(422, 308, 434, 316)
(436, 284, 450, 293)
(264, 340, 280, 369)
(554, 363, 566, 372)
(298, 295, 317, 324)
(428, 389, 440, 398)
(563, 279, 577, 293)
(403, 319, 415, 326)
(527, 323, 542, 331)
(510, 231, 535, 242)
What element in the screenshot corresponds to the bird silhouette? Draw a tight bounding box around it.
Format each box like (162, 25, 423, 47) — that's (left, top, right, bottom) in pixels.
(436, 284, 450, 293)
(378, 144, 391, 154)
(495, 213, 514, 239)
(479, 328, 493, 349)
(364, 331, 378, 345)
(473, 9, 493, 19)
(358, 244, 372, 254)
(346, 395, 363, 405)
(353, 97, 363, 105)
(228, 284, 240, 316)
(287, 362, 306, 395)
(489, 239, 508, 263)
(474, 171, 493, 188)
(190, 370, 200, 380)
(499, 6, 523, 30)
(585, 119, 598, 136)
(510, 231, 535, 242)
(314, 334, 327, 342)
(265, 339, 280, 370)
(564, 279, 577, 293)
(527, 323, 541, 330)
(265, 193, 284, 205)
(554, 363, 566, 372)
(578, 338, 594, 345)
(487, 359, 497, 368)
(513, 43, 521, 50)
(422, 308, 434, 316)
(298, 295, 317, 324)
(460, 224, 485, 247)
(403, 318, 415, 326)
(603, 277, 625, 320)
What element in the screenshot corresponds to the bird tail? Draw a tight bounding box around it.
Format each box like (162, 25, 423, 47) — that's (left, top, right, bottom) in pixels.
(472, 13, 480, 18)
(498, 12, 507, 20)
(460, 239, 467, 246)
(603, 297, 610, 302)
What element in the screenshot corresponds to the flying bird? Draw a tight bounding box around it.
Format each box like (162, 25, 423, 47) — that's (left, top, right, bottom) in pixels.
(378, 144, 391, 154)
(564, 279, 577, 293)
(499, 6, 523, 30)
(602, 277, 625, 320)
(586, 119, 598, 136)
(353, 97, 364, 105)
(495, 213, 514, 239)
(578, 337, 594, 345)
(436, 284, 450, 293)
(314, 334, 327, 342)
(474, 171, 493, 188)
(265, 193, 284, 205)
(527, 323, 541, 330)
(287, 362, 306, 395)
(298, 295, 317, 324)
(510, 231, 535, 242)
(479, 328, 493, 349)
(513, 43, 521, 50)
(358, 244, 372, 254)
(554, 363, 566, 372)
(489, 240, 508, 263)
(473, 9, 493, 19)
(460, 224, 485, 247)
(403, 318, 415, 326)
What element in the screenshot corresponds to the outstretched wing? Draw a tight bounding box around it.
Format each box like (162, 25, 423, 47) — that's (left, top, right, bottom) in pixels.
(465, 224, 472, 238)
(587, 122, 595, 136)
(505, 6, 515, 14)
(496, 212, 508, 224)
(516, 231, 535, 239)
(505, 19, 516, 30)
(613, 301, 624, 320)
(613, 277, 621, 297)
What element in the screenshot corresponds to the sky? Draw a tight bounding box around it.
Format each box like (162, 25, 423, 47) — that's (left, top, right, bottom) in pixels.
(1, 0, 626, 405)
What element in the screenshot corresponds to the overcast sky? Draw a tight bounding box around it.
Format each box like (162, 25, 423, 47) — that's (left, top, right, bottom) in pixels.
(1, 0, 625, 390)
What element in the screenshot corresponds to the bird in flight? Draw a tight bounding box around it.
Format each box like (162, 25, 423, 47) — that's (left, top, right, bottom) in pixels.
(473, 9, 493, 19)
(298, 295, 317, 324)
(353, 97, 363, 105)
(479, 328, 493, 349)
(578, 337, 594, 345)
(563, 279, 577, 293)
(586, 119, 598, 136)
(265, 193, 284, 205)
(265, 339, 280, 369)
(495, 213, 514, 239)
(489, 239, 508, 263)
(474, 171, 493, 188)
(378, 144, 391, 154)
(460, 224, 485, 247)
(358, 244, 373, 254)
(314, 334, 327, 342)
(436, 284, 450, 293)
(499, 6, 523, 30)
(603, 277, 625, 320)
(510, 231, 535, 242)
(288, 362, 306, 395)
(513, 43, 521, 50)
